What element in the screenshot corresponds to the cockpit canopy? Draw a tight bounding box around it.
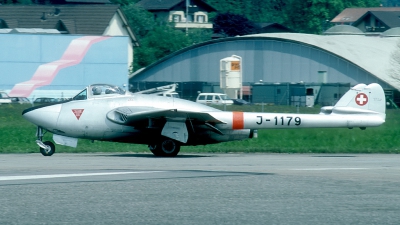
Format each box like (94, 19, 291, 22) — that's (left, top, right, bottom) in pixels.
(72, 84, 126, 101)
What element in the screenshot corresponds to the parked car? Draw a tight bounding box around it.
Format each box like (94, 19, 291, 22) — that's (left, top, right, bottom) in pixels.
(0, 91, 11, 104)
(232, 99, 252, 105)
(10, 97, 31, 104)
(33, 97, 59, 104)
(196, 93, 234, 105)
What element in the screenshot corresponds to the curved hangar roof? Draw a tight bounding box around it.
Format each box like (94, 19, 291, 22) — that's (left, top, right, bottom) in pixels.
(130, 33, 400, 90)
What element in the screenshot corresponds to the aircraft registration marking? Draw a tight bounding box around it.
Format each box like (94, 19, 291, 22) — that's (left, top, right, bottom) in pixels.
(256, 116, 301, 126)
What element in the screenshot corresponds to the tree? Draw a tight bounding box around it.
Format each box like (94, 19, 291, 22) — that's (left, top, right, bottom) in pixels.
(122, 4, 156, 39)
(205, 0, 286, 23)
(119, 2, 213, 72)
(186, 28, 213, 45)
(205, 0, 381, 34)
(278, 0, 380, 34)
(132, 25, 192, 71)
(213, 12, 257, 37)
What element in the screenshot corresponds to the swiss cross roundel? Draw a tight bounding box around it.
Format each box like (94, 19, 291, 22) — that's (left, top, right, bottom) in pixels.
(355, 93, 368, 106)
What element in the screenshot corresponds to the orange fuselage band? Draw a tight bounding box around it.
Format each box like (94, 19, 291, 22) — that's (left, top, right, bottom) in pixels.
(232, 112, 244, 129)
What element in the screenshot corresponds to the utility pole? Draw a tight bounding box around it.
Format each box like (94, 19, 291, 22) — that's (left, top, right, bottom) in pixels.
(186, 0, 189, 36)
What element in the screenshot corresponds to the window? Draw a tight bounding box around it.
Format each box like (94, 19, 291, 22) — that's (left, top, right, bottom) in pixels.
(173, 14, 181, 22)
(206, 95, 213, 100)
(220, 95, 229, 100)
(197, 15, 205, 23)
(73, 89, 87, 100)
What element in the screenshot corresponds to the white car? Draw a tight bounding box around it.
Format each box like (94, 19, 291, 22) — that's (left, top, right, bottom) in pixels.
(196, 93, 234, 105)
(0, 91, 11, 104)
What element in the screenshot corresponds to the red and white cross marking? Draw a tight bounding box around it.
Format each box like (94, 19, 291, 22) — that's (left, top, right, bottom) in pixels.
(355, 93, 368, 106)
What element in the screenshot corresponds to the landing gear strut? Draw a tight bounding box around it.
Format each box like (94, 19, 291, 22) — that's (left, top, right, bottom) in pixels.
(36, 127, 55, 156)
(148, 138, 181, 157)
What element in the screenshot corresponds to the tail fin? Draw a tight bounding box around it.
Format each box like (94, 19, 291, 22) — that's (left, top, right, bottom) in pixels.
(333, 83, 386, 118)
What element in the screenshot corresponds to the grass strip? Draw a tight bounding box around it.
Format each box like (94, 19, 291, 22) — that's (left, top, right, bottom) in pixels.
(1, 104, 398, 154)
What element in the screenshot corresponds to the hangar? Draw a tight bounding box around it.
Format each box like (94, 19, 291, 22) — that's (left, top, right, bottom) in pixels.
(0, 34, 129, 100)
(129, 32, 400, 106)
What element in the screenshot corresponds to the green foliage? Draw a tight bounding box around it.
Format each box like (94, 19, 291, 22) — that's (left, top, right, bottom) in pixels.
(120, 3, 212, 72)
(133, 25, 191, 71)
(186, 29, 213, 45)
(280, 0, 342, 34)
(1, 104, 399, 154)
(342, 0, 381, 7)
(121, 4, 156, 39)
(205, 0, 381, 34)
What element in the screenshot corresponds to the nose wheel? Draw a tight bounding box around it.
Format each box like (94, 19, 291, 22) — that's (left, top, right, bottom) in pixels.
(35, 126, 56, 156)
(37, 140, 55, 156)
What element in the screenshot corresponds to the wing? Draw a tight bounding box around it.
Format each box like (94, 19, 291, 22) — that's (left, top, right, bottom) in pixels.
(106, 106, 225, 125)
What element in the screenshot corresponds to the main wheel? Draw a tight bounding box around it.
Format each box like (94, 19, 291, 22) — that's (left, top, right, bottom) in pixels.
(40, 141, 55, 156)
(148, 144, 163, 156)
(148, 138, 181, 157)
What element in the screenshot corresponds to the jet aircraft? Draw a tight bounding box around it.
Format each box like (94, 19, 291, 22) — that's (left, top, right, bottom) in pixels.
(22, 83, 386, 157)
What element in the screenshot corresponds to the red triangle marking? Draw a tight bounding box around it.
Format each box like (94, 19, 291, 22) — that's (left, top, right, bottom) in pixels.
(72, 109, 84, 120)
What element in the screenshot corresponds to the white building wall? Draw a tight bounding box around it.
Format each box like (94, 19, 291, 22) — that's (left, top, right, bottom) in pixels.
(104, 13, 133, 70)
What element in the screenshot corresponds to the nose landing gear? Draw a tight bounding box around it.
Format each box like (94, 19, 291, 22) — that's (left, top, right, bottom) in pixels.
(36, 127, 55, 156)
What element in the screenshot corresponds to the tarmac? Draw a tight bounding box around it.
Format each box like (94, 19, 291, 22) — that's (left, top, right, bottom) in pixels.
(1, 153, 399, 225)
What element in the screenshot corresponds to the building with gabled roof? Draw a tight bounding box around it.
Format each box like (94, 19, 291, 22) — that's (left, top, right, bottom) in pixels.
(331, 7, 400, 34)
(136, 0, 216, 30)
(0, 4, 138, 67)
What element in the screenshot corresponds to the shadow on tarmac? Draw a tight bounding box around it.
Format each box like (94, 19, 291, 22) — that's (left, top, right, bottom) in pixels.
(102, 153, 212, 158)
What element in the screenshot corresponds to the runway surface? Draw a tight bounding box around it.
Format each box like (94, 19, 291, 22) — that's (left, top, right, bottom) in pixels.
(1, 153, 400, 225)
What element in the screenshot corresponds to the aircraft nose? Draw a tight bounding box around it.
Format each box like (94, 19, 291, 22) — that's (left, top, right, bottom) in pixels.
(22, 104, 62, 129)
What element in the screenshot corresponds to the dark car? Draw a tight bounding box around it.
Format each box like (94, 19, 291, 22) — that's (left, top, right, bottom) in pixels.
(232, 99, 252, 105)
(33, 97, 59, 104)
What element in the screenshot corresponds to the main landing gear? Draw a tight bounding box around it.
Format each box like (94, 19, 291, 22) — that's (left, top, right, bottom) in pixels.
(148, 138, 181, 157)
(35, 127, 55, 156)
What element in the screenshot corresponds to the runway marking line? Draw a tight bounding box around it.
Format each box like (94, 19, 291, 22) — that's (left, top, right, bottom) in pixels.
(0, 171, 165, 181)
